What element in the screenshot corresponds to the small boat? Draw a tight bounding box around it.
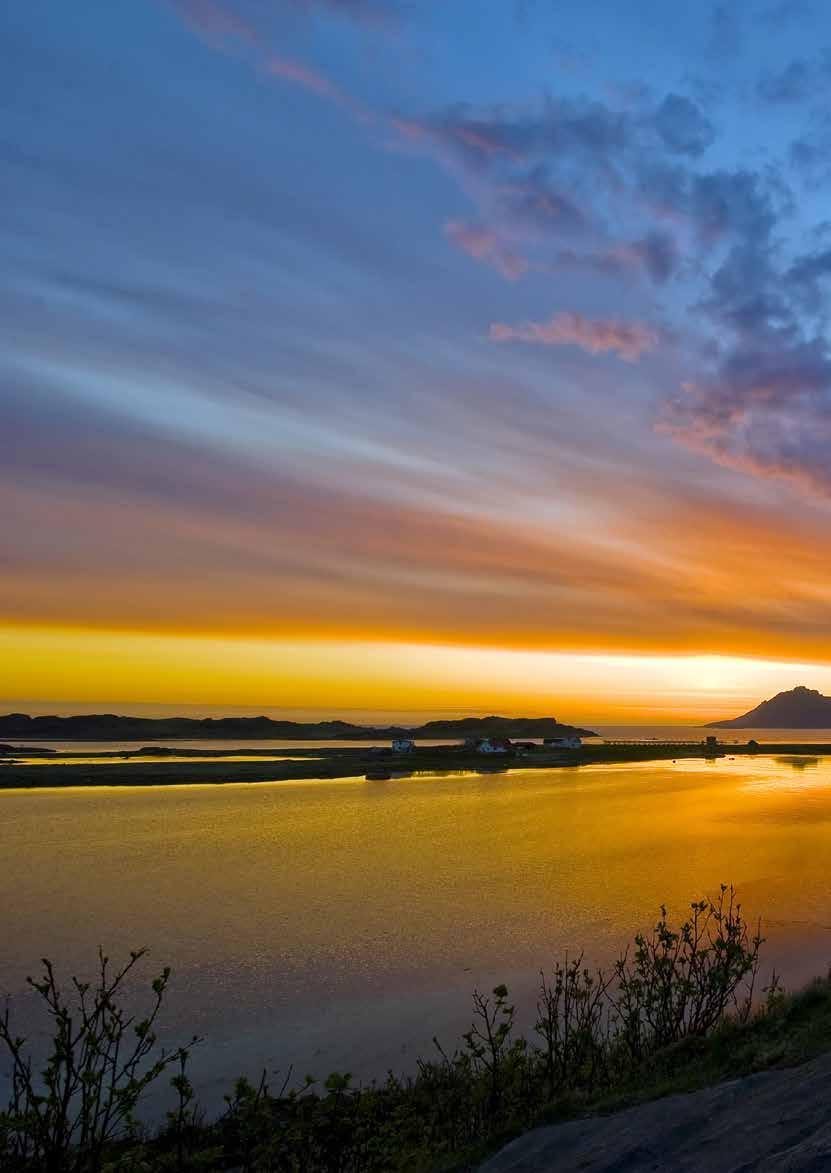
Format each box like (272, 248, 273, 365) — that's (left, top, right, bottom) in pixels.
(365, 771, 392, 781)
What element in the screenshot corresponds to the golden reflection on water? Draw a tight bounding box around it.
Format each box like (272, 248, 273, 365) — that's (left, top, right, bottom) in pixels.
(1, 755, 830, 1090)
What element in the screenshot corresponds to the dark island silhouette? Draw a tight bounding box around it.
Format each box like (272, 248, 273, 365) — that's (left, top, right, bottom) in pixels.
(707, 685, 831, 729)
(0, 712, 596, 741)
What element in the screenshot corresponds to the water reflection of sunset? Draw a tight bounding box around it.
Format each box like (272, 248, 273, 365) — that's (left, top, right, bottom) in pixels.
(2, 755, 830, 1086)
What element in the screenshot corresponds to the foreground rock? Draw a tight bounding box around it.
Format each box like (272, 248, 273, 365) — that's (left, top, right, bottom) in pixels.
(481, 1053, 831, 1171)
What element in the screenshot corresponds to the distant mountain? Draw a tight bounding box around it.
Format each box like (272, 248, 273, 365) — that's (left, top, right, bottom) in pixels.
(398, 715, 596, 739)
(0, 713, 372, 741)
(707, 686, 831, 729)
(0, 712, 596, 741)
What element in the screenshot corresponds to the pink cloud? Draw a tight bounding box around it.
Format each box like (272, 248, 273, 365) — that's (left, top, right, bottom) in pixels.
(266, 56, 342, 100)
(265, 57, 372, 121)
(390, 117, 428, 142)
(656, 352, 831, 496)
(170, 1, 368, 118)
(444, 221, 528, 280)
(390, 115, 522, 163)
(489, 312, 658, 361)
(449, 124, 520, 159)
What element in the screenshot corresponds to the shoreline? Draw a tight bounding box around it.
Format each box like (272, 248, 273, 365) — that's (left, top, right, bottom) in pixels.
(2, 741, 829, 789)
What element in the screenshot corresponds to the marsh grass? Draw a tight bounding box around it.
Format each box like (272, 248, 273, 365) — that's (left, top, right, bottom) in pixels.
(2, 886, 830, 1171)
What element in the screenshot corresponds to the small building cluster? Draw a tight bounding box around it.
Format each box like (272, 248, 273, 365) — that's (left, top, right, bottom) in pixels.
(389, 734, 584, 755)
(471, 737, 513, 754)
(464, 735, 584, 754)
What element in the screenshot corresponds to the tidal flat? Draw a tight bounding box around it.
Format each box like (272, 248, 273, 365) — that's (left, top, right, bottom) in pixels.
(2, 739, 831, 788)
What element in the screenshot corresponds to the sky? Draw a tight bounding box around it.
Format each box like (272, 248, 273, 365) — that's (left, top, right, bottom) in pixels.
(5, 0, 831, 723)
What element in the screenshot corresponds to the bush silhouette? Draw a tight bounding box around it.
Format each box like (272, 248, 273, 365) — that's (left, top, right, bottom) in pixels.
(0, 886, 797, 1172)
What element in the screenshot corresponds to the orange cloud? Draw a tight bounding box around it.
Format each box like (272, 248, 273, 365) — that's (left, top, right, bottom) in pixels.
(10, 453, 831, 666)
(489, 312, 659, 361)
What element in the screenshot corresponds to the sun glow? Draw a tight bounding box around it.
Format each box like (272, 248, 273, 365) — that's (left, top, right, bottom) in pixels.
(2, 624, 829, 725)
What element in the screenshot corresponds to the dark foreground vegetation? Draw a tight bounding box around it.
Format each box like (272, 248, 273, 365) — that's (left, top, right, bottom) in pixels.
(2, 887, 831, 1172)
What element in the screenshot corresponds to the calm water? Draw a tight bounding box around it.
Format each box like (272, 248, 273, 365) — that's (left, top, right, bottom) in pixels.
(1, 754, 830, 1111)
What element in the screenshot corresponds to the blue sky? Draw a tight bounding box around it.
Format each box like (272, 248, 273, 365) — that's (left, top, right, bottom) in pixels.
(6, 0, 831, 715)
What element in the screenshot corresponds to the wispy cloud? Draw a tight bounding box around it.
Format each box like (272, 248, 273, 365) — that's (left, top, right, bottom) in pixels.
(170, 0, 368, 117)
(265, 56, 346, 102)
(444, 221, 528, 279)
(489, 312, 659, 361)
(659, 341, 831, 494)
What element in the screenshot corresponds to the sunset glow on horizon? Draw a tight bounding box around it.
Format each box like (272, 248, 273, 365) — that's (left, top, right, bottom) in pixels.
(4, 624, 831, 725)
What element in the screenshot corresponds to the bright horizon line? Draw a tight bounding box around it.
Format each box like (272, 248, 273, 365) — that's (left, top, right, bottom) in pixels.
(2, 624, 830, 725)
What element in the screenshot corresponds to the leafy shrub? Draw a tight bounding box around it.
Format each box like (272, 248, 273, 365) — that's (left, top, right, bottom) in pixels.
(0, 949, 196, 1173)
(0, 886, 777, 1171)
(610, 884, 763, 1064)
(535, 953, 611, 1094)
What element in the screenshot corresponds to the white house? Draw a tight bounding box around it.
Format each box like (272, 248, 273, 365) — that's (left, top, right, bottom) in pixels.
(391, 737, 415, 753)
(543, 736, 582, 749)
(475, 737, 511, 754)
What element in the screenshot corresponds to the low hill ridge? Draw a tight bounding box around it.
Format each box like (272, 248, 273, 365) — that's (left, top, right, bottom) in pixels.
(403, 715, 594, 738)
(0, 712, 596, 741)
(707, 685, 831, 728)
